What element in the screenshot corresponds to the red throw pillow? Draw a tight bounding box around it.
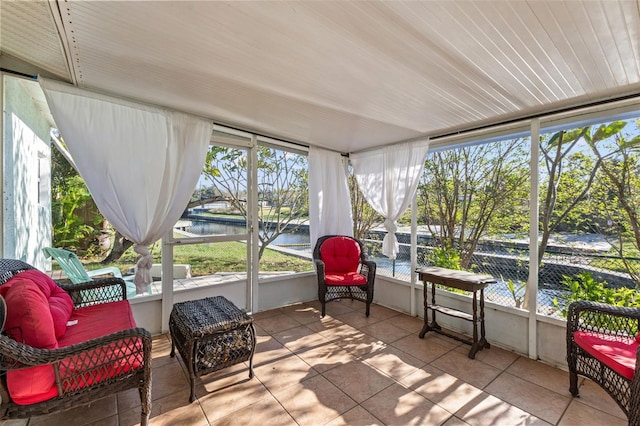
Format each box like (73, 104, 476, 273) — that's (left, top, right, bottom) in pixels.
(3, 278, 58, 404)
(16, 269, 73, 338)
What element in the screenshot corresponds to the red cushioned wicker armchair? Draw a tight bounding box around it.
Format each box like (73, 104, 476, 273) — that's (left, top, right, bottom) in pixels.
(567, 300, 640, 425)
(313, 235, 376, 318)
(0, 259, 152, 425)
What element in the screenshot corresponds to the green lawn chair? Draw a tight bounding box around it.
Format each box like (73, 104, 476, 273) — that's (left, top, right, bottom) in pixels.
(42, 247, 143, 298)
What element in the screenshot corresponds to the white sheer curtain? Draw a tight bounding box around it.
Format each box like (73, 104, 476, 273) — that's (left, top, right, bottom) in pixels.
(40, 78, 213, 293)
(350, 139, 430, 260)
(308, 146, 353, 250)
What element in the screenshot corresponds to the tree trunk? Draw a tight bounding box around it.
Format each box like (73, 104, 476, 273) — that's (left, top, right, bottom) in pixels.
(102, 230, 134, 263)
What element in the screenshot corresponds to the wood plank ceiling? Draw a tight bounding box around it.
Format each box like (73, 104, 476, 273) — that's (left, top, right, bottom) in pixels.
(1, 1, 639, 153)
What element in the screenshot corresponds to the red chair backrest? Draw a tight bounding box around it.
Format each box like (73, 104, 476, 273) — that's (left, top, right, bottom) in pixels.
(319, 236, 361, 273)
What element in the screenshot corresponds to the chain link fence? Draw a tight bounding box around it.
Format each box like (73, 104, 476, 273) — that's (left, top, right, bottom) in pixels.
(363, 232, 640, 318)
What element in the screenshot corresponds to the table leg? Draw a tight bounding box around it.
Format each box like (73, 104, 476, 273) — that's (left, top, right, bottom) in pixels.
(468, 290, 479, 359)
(479, 288, 490, 349)
(419, 280, 430, 338)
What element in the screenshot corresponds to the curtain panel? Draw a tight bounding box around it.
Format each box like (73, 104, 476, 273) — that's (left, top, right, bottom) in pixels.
(350, 139, 430, 260)
(40, 78, 213, 292)
(308, 147, 353, 249)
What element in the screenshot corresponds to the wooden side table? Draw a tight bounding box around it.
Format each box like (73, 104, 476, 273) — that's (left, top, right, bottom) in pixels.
(416, 266, 496, 359)
(169, 296, 256, 402)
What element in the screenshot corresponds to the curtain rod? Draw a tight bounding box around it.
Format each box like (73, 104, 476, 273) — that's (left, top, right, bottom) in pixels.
(429, 91, 640, 143)
(0, 68, 38, 81)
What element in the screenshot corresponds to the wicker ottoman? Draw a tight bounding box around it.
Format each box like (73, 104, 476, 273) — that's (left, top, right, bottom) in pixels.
(169, 296, 256, 402)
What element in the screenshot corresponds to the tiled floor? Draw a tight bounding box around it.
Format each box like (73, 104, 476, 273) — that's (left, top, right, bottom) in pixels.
(4, 299, 629, 425)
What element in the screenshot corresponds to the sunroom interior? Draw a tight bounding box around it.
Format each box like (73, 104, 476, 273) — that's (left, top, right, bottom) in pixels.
(1, 1, 640, 425)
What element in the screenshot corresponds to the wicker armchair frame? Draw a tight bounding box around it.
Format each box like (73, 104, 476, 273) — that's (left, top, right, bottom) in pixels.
(313, 235, 376, 317)
(566, 300, 640, 426)
(0, 265, 152, 426)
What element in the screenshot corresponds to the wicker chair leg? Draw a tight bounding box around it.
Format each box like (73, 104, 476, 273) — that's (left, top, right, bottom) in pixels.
(139, 381, 151, 426)
(569, 371, 579, 396)
(365, 301, 370, 317)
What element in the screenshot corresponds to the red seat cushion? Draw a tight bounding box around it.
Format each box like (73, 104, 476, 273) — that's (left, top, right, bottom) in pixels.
(574, 331, 638, 380)
(325, 272, 367, 286)
(58, 300, 142, 391)
(320, 237, 361, 274)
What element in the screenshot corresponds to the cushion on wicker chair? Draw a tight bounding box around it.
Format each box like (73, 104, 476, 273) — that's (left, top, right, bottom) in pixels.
(319, 236, 362, 273)
(1, 278, 60, 404)
(574, 331, 637, 380)
(324, 272, 367, 285)
(58, 300, 142, 390)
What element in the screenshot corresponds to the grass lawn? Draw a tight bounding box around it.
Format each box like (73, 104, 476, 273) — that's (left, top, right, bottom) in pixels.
(81, 240, 312, 277)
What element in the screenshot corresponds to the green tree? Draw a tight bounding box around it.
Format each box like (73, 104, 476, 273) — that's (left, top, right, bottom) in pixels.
(587, 123, 640, 286)
(348, 173, 382, 241)
(51, 143, 103, 253)
(203, 145, 308, 259)
(418, 138, 530, 269)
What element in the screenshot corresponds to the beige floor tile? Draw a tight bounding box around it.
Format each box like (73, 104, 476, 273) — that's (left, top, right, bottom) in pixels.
(323, 325, 387, 358)
(316, 323, 363, 342)
(461, 344, 519, 371)
(574, 378, 627, 419)
(122, 389, 207, 426)
(484, 372, 570, 424)
(322, 360, 396, 403)
(253, 352, 318, 394)
(28, 396, 117, 425)
(334, 310, 384, 329)
(391, 333, 456, 363)
(455, 393, 550, 426)
(558, 399, 628, 426)
(197, 371, 270, 422)
(304, 314, 347, 333)
(272, 374, 357, 425)
(430, 349, 502, 389)
(277, 303, 323, 325)
(362, 344, 426, 381)
(443, 416, 472, 426)
(368, 304, 405, 321)
(150, 359, 191, 401)
(253, 333, 290, 365)
(391, 313, 426, 333)
(296, 341, 360, 373)
(401, 364, 484, 415)
(325, 405, 385, 425)
(360, 320, 412, 343)
(505, 356, 572, 395)
(360, 383, 453, 425)
(322, 299, 360, 316)
(210, 394, 297, 426)
(254, 313, 302, 334)
(271, 324, 331, 352)
(251, 308, 281, 320)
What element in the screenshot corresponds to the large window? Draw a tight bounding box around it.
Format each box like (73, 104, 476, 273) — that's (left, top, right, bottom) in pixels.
(536, 117, 640, 316)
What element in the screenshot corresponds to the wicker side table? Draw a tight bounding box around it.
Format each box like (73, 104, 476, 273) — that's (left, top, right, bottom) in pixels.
(169, 296, 256, 402)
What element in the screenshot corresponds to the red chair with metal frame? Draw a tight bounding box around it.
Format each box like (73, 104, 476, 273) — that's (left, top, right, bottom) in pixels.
(313, 235, 376, 318)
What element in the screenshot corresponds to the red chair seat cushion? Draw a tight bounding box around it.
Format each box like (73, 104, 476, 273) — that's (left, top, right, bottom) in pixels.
(325, 272, 367, 286)
(320, 236, 361, 274)
(58, 300, 142, 391)
(574, 331, 638, 380)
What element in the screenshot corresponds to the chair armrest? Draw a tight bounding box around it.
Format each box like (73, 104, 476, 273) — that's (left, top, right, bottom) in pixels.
(0, 328, 151, 369)
(314, 259, 325, 276)
(567, 300, 640, 339)
(359, 260, 377, 280)
(86, 266, 123, 279)
(58, 277, 127, 308)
